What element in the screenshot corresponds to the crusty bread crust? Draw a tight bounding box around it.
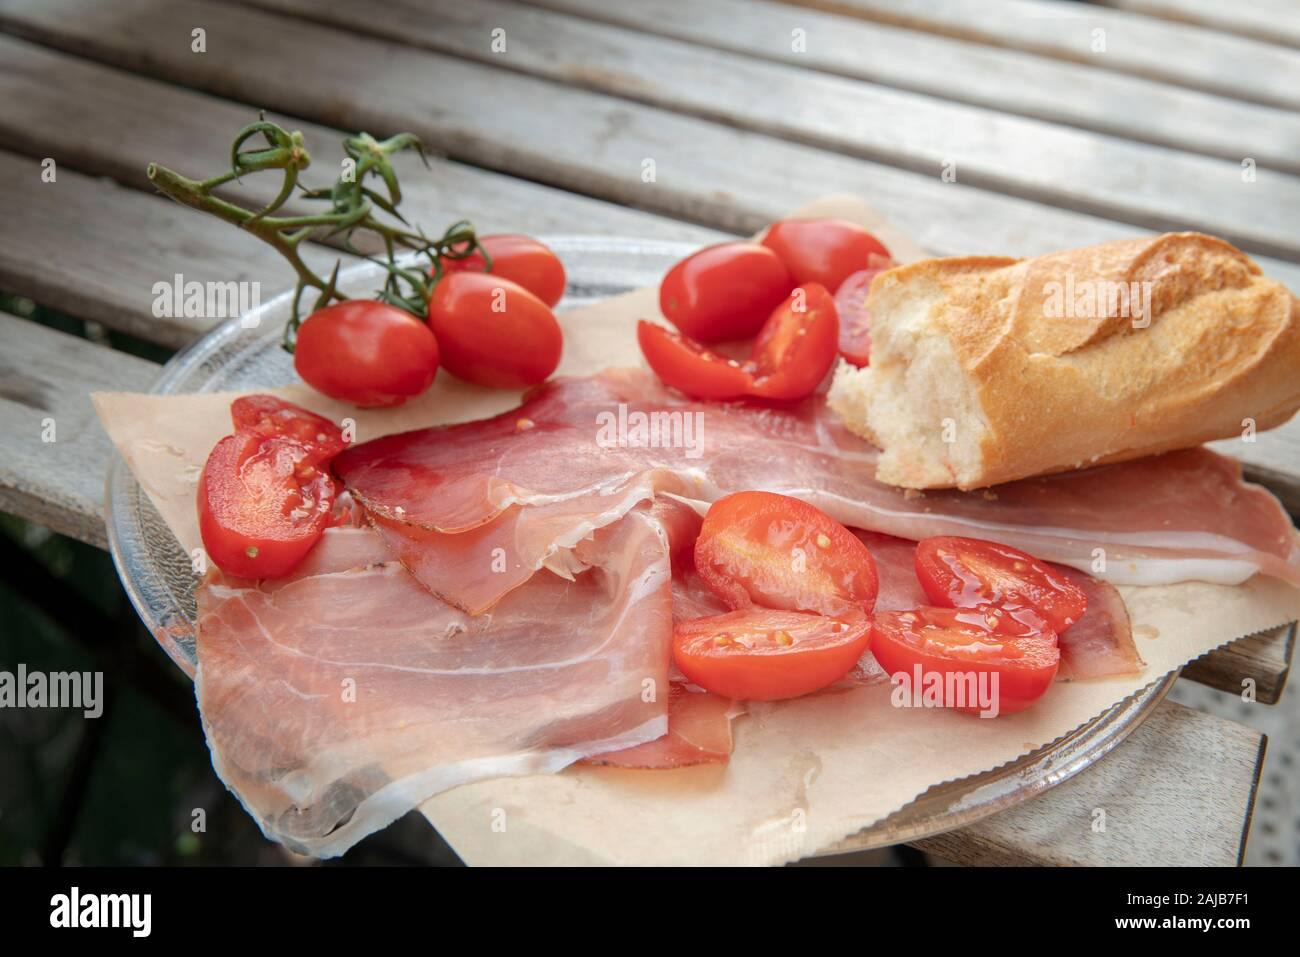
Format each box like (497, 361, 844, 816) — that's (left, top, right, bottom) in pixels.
(829, 232, 1300, 489)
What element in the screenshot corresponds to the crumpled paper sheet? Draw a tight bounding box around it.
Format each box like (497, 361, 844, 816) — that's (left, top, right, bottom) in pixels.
(93, 195, 1300, 866)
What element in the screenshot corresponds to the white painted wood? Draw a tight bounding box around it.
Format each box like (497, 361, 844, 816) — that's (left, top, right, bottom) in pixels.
(526, 0, 1300, 175)
(1100, 0, 1300, 50)
(236, 0, 1300, 260)
(781, 0, 1300, 111)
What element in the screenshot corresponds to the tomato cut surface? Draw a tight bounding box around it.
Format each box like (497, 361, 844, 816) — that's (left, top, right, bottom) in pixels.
(294, 300, 440, 407)
(659, 241, 793, 343)
(760, 219, 891, 292)
(636, 321, 754, 400)
(437, 233, 566, 307)
(695, 491, 878, 616)
(748, 283, 839, 400)
(833, 265, 889, 367)
(197, 433, 338, 579)
(230, 395, 346, 464)
(915, 536, 1088, 633)
(871, 606, 1059, 715)
(673, 608, 872, 701)
(428, 272, 563, 389)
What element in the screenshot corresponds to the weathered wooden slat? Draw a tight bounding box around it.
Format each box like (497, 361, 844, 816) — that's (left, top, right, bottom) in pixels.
(525, 0, 1300, 175)
(1099, 0, 1300, 50)
(0, 312, 158, 547)
(6, 0, 1300, 295)
(886, 700, 1265, 866)
(784, 0, 1300, 111)
(1183, 623, 1295, 705)
(236, 0, 1300, 261)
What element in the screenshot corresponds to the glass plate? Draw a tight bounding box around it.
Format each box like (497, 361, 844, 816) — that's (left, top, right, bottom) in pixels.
(104, 236, 1174, 853)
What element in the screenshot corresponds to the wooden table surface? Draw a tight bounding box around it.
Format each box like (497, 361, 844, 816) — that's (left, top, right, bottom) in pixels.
(0, 0, 1296, 867)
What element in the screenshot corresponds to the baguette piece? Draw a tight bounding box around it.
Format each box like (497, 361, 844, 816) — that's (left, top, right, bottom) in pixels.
(828, 232, 1300, 489)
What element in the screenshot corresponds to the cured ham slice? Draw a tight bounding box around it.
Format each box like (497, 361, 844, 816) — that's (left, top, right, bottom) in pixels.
(193, 510, 676, 858)
(583, 683, 735, 769)
(335, 370, 1300, 595)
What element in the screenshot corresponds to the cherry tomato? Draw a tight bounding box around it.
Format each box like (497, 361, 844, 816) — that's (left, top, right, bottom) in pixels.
(428, 272, 563, 389)
(637, 321, 754, 400)
(870, 607, 1059, 715)
(197, 433, 338, 579)
(914, 536, 1088, 634)
(436, 233, 566, 307)
(760, 218, 891, 292)
(673, 608, 872, 701)
(749, 283, 839, 400)
(695, 491, 878, 616)
(659, 242, 793, 342)
(833, 266, 888, 367)
(294, 301, 439, 408)
(230, 395, 346, 464)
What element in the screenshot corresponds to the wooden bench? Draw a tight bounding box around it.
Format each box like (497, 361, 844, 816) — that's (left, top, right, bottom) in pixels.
(0, 0, 1296, 866)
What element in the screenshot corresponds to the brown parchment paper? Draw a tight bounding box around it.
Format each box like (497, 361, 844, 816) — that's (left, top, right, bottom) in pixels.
(93, 195, 1300, 866)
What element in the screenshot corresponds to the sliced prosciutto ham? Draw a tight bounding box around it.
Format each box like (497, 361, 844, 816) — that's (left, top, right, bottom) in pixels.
(194, 510, 676, 858)
(583, 683, 736, 769)
(334, 370, 1300, 607)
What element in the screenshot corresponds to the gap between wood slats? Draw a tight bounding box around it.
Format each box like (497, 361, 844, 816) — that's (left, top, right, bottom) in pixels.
(521, 0, 1300, 176)
(231, 0, 1300, 262)
(1098, 0, 1300, 52)
(780, 0, 1300, 112)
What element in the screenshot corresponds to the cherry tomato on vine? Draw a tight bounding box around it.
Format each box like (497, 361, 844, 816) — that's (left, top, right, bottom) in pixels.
(197, 433, 338, 579)
(673, 608, 872, 701)
(760, 219, 891, 292)
(436, 233, 566, 307)
(914, 536, 1088, 634)
(294, 301, 440, 408)
(427, 272, 563, 389)
(748, 283, 839, 400)
(869, 607, 1060, 715)
(230, 395, 347, 464)
(695, 491, 878, 616)
(659, 242, 793, 342)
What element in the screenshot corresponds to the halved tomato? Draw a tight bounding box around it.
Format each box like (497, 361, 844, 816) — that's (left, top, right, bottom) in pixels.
(870, 607, 1059, 716)
(914, 536, 1088, 633)
(695, 491, 878, 616)
(760, 218, 891, 292)
(833, 265, 889, 367)
(636, 320, 754, 400)
(748, 283, 839, 400)
(230, 395, 346, 464)
(197, 433, 338, 579)
(673, 608, 872, 701)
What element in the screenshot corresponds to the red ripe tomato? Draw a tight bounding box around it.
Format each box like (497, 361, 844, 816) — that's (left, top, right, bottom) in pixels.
(230, 395, 346, 464)
(673, 608, 872, 701)
(870, 607, 1060, 715)
(659, 242, 793, 342)
(436, 233, 566, 307)
(695, 491, 878, 616)
(294, 301, 440, 408)
(636, 320, 754, 400)
(833, 266, 889, 367)
(748, 283, 839, 400)
(760, 218, 891, 292)
(427, 272, 563, 389)
(197, 433, 338, 579)
(914, 536, 1088, 634)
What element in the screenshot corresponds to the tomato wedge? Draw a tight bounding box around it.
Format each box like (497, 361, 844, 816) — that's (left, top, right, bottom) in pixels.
(673, 608, 872, 701)
(230, 395, 346, 465)
(915, 536, 1088, 634)
(659, 241, 793, 342)
(760, 219, 891, 292)
(748, 283, 839, 400)
(695, 491, 878, 616)
(833, 265, 889, 367)
(197, 433, 338, 579)
(636, 320, 754, 400)
(871, 607, 1059, 716)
